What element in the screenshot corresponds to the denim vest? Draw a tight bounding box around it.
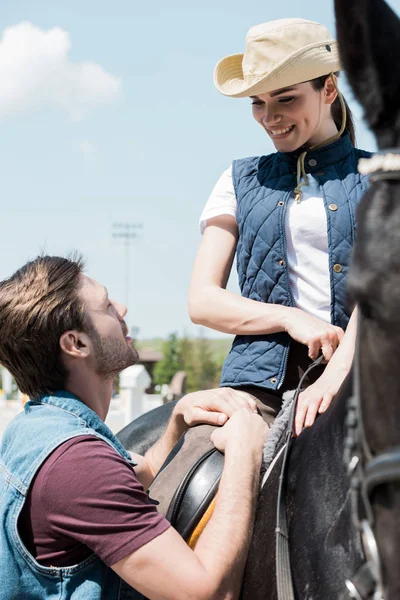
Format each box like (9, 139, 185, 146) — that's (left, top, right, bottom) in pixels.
(0, 391, 143, 600)
(220, 133, 371, 391)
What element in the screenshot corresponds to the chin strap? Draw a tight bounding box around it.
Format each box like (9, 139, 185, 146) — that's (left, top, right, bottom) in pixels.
(294, 152, 309, 203)
(293, 72, 347, 203)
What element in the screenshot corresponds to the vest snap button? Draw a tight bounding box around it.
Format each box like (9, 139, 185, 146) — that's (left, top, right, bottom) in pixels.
(308, 158, 317, 167)
(270, 378, 277, 384)
(328, 203, 338, 211)
(333, 263, 343, 273)
(278, 259, 285, 266)
(278, 200, 284, 206)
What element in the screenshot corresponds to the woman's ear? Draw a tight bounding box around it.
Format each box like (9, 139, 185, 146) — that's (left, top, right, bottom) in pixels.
(60, 331, 91, 359)
(323, 76, 338, 106)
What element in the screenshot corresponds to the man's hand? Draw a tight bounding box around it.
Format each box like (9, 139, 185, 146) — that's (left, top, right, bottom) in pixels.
(211, 407, 268, 455)
(144, 388, 259, 483)
(285, 308, 344, 361)
(294, 369, 344, 436)
(175, 387, 258, 428)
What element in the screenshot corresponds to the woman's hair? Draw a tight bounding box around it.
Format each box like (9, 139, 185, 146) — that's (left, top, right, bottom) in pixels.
(310, 72, 356, 146)
(0, 254, 87, 398)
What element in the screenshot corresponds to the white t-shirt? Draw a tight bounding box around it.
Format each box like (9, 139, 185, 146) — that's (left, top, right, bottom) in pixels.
(200, 166, 331, 323)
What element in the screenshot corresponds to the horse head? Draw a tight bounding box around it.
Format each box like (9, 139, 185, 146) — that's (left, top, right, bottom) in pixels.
(335, 0, 400, 148)
(335, 0, 400, 596)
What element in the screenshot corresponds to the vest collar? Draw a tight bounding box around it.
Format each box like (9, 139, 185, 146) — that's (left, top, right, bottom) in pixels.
(36, 390, 104, 424)
(277, 131, 354, 172)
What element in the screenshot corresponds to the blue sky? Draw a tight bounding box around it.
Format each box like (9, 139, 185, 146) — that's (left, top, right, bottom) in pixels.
(0, 0, 397, 339)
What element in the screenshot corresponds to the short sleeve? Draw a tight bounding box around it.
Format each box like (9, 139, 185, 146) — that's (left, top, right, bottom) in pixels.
(199, 165, 237, 233)
(39, 436, 170, 567)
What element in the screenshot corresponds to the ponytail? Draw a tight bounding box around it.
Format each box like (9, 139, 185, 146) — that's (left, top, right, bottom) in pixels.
(311, 72, 356, 146)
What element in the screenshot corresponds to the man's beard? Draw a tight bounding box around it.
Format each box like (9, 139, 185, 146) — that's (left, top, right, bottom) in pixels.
(90, 328, 139, 379)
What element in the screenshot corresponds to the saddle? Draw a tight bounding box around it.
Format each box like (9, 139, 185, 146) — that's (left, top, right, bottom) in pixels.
(148, 424, 224, 545)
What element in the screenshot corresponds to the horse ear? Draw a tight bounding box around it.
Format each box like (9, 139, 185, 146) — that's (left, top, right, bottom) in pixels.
(335, 0, 400, 147)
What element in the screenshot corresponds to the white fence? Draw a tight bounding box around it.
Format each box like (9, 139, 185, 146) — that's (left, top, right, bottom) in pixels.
(1, 365, 163, 438)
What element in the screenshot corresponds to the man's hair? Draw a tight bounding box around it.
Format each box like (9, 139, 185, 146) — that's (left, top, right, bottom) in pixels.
(0, 255, 87, 399)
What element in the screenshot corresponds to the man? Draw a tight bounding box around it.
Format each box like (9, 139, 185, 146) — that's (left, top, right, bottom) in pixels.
(0, 255, 267, 600)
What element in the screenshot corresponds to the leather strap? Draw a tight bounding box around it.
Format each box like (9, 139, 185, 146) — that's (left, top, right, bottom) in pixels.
(365, 447, 400, 495)
(340, 563, 376, 599)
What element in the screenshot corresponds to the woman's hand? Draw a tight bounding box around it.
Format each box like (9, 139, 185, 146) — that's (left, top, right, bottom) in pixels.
(175, 387, 259, 428)
(293, 306, 358, 436)
(284, 308, 345, 361)
(293, 368, 345, 436)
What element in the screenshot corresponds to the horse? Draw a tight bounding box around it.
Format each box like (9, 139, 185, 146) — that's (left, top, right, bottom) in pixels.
(117, 400, 177, 456)
(118, 1, 400, 597)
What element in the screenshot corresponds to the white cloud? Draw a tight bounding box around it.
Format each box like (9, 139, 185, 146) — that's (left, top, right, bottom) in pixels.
(0, 21, 122, 120)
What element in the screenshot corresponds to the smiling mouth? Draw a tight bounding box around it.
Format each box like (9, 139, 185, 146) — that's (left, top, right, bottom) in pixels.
(268, 125, 295, 137)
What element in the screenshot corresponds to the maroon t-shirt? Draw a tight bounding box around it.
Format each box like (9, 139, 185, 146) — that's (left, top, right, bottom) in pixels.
(18, 435, 170, 567)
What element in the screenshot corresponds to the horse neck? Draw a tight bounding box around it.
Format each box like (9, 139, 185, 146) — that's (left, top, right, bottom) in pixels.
(290, 369, 351, 489)
(359, 316, 400, 455)
(358, 316, 400, 599)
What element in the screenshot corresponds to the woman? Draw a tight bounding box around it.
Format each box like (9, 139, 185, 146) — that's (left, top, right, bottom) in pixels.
(189, 18, 371, 436)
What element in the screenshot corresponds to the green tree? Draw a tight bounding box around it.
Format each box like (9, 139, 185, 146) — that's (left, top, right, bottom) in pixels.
(152, 332, 223, 393)
(193, 334, 218, 390)
(178, 335, 197, 393)
(153, 332, 181, 387)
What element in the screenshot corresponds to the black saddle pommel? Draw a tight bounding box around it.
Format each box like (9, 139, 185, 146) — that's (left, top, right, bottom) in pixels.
(166, 448, 224, 541)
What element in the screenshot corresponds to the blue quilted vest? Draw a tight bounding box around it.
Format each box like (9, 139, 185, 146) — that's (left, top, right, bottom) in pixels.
(0, 391, 142, 600)
(220, 132, 371, 391)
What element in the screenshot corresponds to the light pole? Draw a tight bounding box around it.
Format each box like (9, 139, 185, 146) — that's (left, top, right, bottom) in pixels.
(112, 222, 143, 326)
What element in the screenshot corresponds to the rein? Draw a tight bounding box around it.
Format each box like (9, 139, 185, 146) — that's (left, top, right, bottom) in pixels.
(275, 354, 325, 600)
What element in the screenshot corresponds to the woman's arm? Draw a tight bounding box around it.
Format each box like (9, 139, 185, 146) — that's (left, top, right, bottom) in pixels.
(189, 215, 344, 360)
(189, 215, 290, 335)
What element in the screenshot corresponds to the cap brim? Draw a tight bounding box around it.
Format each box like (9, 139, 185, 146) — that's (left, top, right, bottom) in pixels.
(214, 40, 341, 98)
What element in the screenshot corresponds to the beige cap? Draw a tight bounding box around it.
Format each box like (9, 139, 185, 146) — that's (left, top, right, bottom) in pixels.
(214, 18, 340, 98)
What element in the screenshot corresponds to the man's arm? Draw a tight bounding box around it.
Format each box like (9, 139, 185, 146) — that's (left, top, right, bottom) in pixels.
(112, 408, 267, 600)
(131, 387, 258, 489)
